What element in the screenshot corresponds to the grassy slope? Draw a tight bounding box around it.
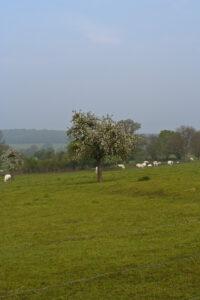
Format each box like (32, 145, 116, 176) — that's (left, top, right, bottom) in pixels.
(0, 164, 200, 299)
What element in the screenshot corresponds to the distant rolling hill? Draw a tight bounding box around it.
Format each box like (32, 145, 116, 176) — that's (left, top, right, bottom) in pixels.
(2, 129, 67, 150)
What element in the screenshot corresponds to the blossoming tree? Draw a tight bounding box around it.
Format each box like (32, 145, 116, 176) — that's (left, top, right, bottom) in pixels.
(67, 111, 137, 182)
(0, 148, 24, 174)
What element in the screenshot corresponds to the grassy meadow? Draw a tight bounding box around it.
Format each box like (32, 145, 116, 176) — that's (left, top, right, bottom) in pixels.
(1, 163, 200, 299)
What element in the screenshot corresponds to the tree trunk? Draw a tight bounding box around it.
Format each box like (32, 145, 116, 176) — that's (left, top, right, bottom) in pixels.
(96, 163, 103, 183)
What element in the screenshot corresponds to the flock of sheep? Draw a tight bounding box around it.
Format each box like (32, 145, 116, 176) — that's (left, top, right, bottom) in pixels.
(3, 158, 194, 182)
(94, 160, 177, 173)
(116, 159, 182, 170)
(136, 160, 175, 168)
(135, 157, 194, 169)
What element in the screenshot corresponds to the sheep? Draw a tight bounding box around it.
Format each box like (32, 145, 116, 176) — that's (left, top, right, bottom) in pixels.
(95, 166, 98, 174)
(136, 163, 142, 168)
(153, 161, 159, 167)
(167, 160, 173, 166)
(136, 163, 146, 168)
(148, 164, 153, 167)
(117, 164, 125, 169)
(4, 174, 12, 182)
(190, 157, 194, 161)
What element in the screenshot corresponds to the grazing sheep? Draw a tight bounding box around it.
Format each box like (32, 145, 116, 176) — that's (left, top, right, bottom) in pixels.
(117, 164, 125, 169)
(153, 161, 159, 167)
(136, 163, 146, 168)
(190, 157, 194, 161)
(4, 174, 12, 182)
(167, 160, 173, 166)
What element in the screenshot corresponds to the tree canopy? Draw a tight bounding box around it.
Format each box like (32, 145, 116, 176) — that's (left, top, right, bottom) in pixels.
(0, 148, 24, 173)
(67, 111, 137, 182)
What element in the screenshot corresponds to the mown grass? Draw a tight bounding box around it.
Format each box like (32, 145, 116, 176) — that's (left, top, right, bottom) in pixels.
(1, 163, 200, 299)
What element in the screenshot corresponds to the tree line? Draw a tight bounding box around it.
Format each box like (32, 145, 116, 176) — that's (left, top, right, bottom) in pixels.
(134, 126, 200, 162)
(1, 112, 200, 179)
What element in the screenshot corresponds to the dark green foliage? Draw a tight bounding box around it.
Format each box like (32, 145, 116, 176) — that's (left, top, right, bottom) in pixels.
(191, 131, 200, 159)
(117, 119, 141, 135)
(177, 126, 196, 157)
(23, 149, 69, 173)
(138, 175, 150, 181)
(0, 130, 9, 156)
(133, 126, 198, 162)
(0, 130, 5, 144)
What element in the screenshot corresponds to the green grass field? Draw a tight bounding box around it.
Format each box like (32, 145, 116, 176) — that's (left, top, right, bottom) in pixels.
(1, 163, 200, 299)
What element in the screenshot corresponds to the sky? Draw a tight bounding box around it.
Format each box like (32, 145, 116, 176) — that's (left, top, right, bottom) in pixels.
(1, 0, 200, 133)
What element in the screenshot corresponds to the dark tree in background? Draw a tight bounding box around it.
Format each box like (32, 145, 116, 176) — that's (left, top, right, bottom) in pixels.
(0, 131, 4, 144)
(0, 130, 8, 156)
(177, 126, 196, 158)
(191, 131, 200, 159)
(117, 119, 141, 135)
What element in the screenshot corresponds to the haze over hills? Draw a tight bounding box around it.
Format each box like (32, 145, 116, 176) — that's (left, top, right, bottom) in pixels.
(2, 129, 67, 150)
(2, 1, 200, 133)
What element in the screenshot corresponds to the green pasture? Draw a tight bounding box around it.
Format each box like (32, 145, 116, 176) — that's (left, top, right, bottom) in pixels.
(1, 163, 200, 299)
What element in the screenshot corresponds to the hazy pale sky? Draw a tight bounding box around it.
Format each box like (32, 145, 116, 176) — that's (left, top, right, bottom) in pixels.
(1, 0, 200, 133)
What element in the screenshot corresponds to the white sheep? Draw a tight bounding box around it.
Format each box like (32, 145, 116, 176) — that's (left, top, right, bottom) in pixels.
(4, 174, 12, 182)
(136, 163, 146, 168)
(167, 160, 173, 166)
(153, 161, 159, 167)
(117, 164, 125, 169)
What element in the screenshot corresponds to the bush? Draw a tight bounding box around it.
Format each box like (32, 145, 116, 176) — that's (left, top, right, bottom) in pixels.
(138, 176, 150, 181)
